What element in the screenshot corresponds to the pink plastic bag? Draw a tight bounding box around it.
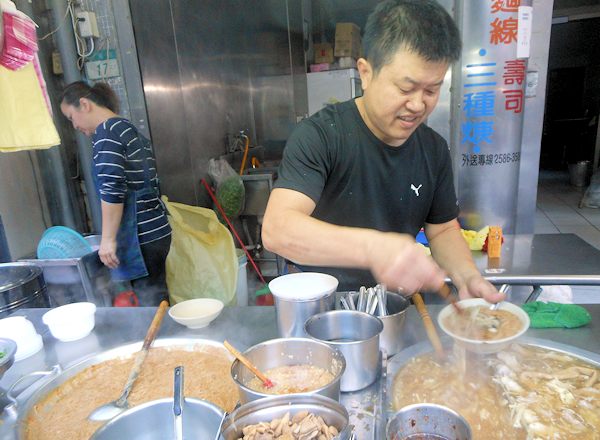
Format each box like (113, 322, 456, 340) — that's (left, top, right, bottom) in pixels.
(1, 11, 38, 70)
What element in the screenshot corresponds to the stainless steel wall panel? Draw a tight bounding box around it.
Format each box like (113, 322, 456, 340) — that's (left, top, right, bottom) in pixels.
(130, 1, 197, 204)
(130, 0, 298, 206)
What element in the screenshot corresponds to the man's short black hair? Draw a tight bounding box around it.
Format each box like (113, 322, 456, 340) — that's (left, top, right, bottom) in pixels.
(363, 0, 462, 73)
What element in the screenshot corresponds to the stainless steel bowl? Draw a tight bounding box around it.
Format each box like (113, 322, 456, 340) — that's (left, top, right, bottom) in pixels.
(230, 337, 345, 403)
(304, 310, 383, 392)
(387, 403, 472, 440)
(0, 338, 17, 380)
(90, 397, 224, 440)
(220, 394, 352, 440)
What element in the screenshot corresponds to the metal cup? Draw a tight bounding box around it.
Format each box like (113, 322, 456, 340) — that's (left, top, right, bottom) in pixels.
(304, 310, 383, 392)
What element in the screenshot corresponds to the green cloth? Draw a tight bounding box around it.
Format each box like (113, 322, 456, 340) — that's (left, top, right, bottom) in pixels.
(521, 301, 591, 328)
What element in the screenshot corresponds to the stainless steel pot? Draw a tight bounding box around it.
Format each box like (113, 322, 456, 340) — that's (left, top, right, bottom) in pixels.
(90, 397, 224, 440)
(220, 394, 352, 440)
(0, 263, 48, 317)
(230, 337, 345, 403)
(4, 338, 232, 440)
(387, 403, 472, 440)
(304, 310, 383, 392)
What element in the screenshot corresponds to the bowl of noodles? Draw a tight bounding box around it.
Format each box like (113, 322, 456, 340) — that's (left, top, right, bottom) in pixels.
(438, 298, 530, 354)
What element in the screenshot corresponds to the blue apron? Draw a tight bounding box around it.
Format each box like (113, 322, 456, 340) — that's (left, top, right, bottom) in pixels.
(94, 137, 156, 282)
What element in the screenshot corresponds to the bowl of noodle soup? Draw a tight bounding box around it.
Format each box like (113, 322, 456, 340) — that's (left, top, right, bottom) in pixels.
(438, 298, 530, 354)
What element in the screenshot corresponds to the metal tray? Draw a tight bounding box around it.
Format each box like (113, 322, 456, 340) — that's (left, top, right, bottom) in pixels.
(384, 336, 600, 435)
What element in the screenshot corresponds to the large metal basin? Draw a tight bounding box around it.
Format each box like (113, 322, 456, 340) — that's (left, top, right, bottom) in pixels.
(5, 338, 232, 440)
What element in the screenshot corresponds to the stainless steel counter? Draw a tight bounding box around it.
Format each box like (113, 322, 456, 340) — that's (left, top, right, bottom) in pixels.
(471, 233, 600, 286)
(2, 304, 599, 439)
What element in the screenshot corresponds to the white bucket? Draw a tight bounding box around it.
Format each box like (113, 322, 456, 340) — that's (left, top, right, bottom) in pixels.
(235, 249, 248, 306)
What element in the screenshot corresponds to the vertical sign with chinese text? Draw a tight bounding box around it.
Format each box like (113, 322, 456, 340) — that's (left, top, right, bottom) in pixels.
(454, 0, 528, 233)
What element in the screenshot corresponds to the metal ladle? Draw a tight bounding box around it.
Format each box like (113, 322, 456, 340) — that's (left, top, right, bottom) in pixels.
(88, 300, 169, 421)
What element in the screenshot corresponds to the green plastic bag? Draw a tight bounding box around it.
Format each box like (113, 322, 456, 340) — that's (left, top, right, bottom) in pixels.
(163, 196, 238, 305)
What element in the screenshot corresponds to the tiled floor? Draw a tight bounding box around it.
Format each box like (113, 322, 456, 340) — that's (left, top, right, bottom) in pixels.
(536, 170, 600, 249)
(536, 170, 600, 304)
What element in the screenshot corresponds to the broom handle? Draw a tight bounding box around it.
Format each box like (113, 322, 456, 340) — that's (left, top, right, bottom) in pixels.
(201, 179, 267, 285)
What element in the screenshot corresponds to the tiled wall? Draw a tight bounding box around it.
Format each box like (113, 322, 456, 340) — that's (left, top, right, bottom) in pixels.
(80, 0, 131, 120)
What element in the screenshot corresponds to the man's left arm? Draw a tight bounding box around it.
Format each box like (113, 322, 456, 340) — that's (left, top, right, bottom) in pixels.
(425, 219, 505, 303)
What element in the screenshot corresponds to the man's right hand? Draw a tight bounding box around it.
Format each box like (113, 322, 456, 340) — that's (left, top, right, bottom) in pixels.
(366, 232, 446, 295)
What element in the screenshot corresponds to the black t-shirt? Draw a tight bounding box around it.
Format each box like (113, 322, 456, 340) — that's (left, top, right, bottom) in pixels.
(275, 99, 459, 289)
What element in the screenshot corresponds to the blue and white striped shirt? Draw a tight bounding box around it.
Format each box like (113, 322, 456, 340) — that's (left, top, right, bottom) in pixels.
(92, 117, 171, 245)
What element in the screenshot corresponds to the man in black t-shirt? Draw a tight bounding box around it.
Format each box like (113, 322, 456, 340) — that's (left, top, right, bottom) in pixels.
(263, 0, 504, 302)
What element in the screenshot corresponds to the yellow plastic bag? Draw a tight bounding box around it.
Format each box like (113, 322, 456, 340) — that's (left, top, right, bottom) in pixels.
(163, 196, 238, 305)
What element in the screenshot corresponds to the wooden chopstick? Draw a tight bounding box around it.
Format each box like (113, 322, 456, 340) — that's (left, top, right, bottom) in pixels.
(412, 292, 445, 360)
(223, 340, 274, 388)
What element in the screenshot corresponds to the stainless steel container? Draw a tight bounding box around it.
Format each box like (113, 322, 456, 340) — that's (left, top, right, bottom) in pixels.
(304, 310, 383, 392)
(220, 394, 352, 440)
(378, 292, 409, 357)
(231, 337, 345, 403)
(386, 403, 472, 440)
(0, 263, 48, 318)
(269, 272, 338, 337)
(90, 397, 224, 440)
(346, 291, 409, 357)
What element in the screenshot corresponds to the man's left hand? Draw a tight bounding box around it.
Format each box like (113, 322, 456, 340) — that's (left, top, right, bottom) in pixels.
(457, 275, 505, 303)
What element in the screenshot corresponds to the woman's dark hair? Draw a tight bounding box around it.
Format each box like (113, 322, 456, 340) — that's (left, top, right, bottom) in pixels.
(363, 0, 462, 73)
(61, 81, 120, 113)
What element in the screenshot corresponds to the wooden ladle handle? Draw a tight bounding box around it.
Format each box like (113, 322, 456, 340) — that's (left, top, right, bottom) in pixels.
(223, 340, 273, 388)
(412, 293, 445, 360)
(117, 300, 169, 405)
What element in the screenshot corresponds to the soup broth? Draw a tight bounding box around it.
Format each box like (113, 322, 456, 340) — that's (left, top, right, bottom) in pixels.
(443, 305, 523, 340)
(392, 343, 600, 440)
(246, 364, 334, 394)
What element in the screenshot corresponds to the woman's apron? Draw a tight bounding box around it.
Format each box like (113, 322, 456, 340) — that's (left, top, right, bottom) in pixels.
(94, 139, 156, 282)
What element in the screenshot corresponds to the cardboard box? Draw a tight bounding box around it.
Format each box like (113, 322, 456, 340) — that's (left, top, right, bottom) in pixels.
(335, 23, 361, 58)
(314, 43, 334, 64)
(335, 23, 360, 39)
(310, 63, 332, 73)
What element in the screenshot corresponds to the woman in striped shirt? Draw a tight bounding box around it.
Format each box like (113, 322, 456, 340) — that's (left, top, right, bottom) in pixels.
(60, 81, 171, 306)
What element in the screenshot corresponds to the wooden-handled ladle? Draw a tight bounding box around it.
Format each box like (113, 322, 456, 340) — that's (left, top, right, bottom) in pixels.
(412, 292, 445, 360)
(89, 300, 169, 421)
(223, 340, 274, 389)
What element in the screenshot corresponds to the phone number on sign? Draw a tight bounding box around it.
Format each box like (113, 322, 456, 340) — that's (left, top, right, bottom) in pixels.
(461, 152, 521, 167)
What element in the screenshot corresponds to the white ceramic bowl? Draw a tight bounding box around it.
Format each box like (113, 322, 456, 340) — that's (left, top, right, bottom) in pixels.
(168, 298, 224, 329)
(42, 302, 97, 342)
(268, 272, 339, 301)
(437, 298, 530, 354)
(0, 316, 43, 361)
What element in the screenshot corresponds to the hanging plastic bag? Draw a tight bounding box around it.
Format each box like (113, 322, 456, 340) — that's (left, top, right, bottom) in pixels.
(163, 196, 238, 305)
(208, 158, 245, 222)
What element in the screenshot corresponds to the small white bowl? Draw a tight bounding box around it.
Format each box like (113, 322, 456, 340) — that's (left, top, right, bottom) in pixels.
(42, 302, 97, 342)
(437, 298, 530, 354)
(0, 316, 43, 361)
(168, 298, 224, 329)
